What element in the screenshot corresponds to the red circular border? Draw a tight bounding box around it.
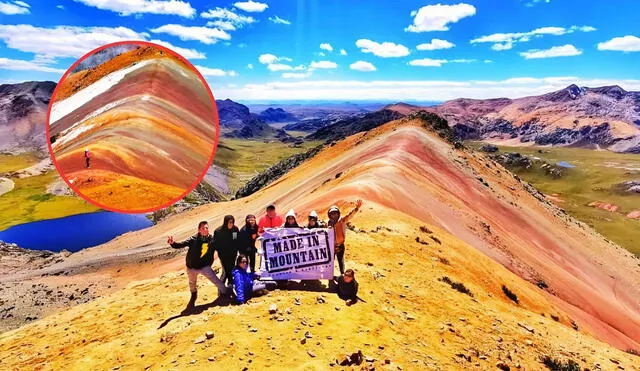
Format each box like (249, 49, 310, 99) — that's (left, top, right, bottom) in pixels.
(45, 40, 220, 214)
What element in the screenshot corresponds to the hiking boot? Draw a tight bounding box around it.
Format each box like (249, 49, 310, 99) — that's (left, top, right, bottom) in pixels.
(185, 291, 197, 311)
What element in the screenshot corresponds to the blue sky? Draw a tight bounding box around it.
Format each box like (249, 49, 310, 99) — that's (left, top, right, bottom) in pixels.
(0, 0, 639, 102)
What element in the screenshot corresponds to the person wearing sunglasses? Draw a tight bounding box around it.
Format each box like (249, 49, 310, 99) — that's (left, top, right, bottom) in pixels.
(231, 254, 267, 305)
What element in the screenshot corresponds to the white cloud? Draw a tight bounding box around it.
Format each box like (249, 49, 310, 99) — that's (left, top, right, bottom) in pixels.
(247, 63, 253, 69)
(259, 53, 290, 64)
(282, 72, 311, 79)
(293, 64, 306, 70)
(207, 20, 236, 31)
(0, 24, 134, 59)
(416, 39, 455, 51)
(355, 39, 410, 58)
(524, 0, 551, 7)
(310, 60, 337, 69)
(571, 25, 596, 32)
(520, 44, 582, 59)
(491, 42, 513, 51)
(196, 65, 237, 77)
(597, 35, 640, 52)
(320, 43, 333, 52)
(267, 63, 293, 71)
(56, 4, 64, 9)
(408, 58, 481, 67)
(201, 7, 255, 29)
(318, 52, 325, 57)
(472, 25, 596, 50)
(0, 1, 30, 15)
(408, 58, 448, 67)
(150, 24, 230, 44)
(0, 24, 206, 60)
(73, 0, 195, 17)
(269, 15, 291, 25)
(0, 57, 65, 73)
(350, 61, 376, 72)
(233, 0, 267, 12)
(258, 54, 295, 72)
(340, 49, 347, 56)
(406, 3, 476, 32)
(214, 77, 640, 102)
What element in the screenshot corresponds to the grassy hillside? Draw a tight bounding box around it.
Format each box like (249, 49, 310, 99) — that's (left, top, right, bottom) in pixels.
(0, 167, 99, 231)
(0, 153, 39, 173)
(468, 142, 640, 256)
(213, 138, 322, 193)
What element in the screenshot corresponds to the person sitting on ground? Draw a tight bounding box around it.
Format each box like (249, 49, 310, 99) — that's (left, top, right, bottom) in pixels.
(232, 254, 267, 305)
(328, 200, 363, 275)
(258, 204, 283, 235)
(305, 210, 326, 229)
(238, 214, 259, 273)
(167, 221, 228, 312)
(336, 269, 359, 306)
(214, 215, 240, 287)
(282, 209, 301, 228)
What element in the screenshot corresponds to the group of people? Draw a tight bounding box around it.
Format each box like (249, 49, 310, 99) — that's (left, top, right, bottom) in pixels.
(167, 201, 362, 312)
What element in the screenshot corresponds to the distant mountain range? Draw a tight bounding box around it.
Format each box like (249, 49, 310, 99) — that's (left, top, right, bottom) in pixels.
(2, 81, 640, 153)
(386, 84, 640, 153)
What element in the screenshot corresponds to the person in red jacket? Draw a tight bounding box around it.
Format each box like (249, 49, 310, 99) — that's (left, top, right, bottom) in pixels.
(258, 204, 283, 235)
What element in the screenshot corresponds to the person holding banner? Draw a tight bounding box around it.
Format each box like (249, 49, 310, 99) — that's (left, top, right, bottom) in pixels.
(167, 221, 229, 312)
(214, 215, 241, 286)
(232, 254, 267, 305)
(306, 210, 326, 229)
(328, 200, 363, 275)
(258, 204, 283, 235)
(238, 214, 259, 273)
(283, 209, 302, 228)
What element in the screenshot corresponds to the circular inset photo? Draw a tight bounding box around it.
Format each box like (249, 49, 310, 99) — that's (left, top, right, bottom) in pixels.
(47, 41, 219, 213)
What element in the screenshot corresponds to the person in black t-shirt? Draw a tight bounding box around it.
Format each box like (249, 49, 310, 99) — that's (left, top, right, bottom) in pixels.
(336, 269, 359, 306)
(168, 221, 228, 312)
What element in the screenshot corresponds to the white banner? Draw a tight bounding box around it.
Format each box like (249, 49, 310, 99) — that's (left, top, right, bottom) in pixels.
(259, 228, 334, 280)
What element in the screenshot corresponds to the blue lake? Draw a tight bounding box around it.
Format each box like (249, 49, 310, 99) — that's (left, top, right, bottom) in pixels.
(556, 161, 576, 168)
(0, 212, 153, 252)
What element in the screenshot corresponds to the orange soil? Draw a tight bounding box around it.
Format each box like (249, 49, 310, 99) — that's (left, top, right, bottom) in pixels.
(55, 46, 194, 102)
(67, 169, 186, 211)
(1, 119, 639, 370)
(1, 205, 639, 370)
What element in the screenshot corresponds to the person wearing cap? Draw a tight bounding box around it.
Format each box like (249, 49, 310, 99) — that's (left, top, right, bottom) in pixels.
(167, 221, 229, 312)
(84, 148, 90, 168)
(214, 215, 241, 286)
(258, 204, 283, 235)
(282, 209, 301, 228)
(328, 199, 363, 275)
(238, 214, 259, 273)
(306, 210, 326, 229)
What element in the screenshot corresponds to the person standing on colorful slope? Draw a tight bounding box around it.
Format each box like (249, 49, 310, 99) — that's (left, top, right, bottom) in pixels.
(84, 148, 90, 168)
(328, 200, 362, 275)
(167, 221, 228, 312)
(214, 215, 241, 286)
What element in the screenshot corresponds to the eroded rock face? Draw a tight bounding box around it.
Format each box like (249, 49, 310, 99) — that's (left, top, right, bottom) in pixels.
(0, 81, 56, 154)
